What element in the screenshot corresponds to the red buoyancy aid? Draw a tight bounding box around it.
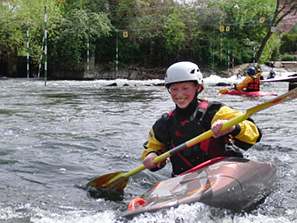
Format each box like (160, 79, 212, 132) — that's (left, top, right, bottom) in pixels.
(167, 101, 229, 175)
(246, 76, 260, 91)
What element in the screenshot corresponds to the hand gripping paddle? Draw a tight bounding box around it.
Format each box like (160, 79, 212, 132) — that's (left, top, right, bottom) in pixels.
(87, 88, 297, 191)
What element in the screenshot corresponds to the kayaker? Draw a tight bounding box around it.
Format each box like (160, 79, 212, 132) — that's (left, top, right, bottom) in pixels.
(233, 67, 261, 92)
(267, 70, 276, 79)
(142, 61, 262, 176)
(236, 69, 243, 78)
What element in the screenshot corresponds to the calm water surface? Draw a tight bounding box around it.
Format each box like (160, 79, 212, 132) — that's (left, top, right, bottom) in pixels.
(0, 75, 296, 223)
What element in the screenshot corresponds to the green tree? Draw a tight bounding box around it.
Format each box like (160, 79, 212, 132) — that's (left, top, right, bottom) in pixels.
(256, 0, 297, 62)
(0, 0, 62, 59)
(206, 0, 276, 65)
(280, 33, 297, 54)
(1, 0, 296, 77)
(48, 9, 113, 71)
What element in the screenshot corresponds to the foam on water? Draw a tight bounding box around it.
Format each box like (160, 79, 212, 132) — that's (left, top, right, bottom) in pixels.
(0, 72, 296, 223)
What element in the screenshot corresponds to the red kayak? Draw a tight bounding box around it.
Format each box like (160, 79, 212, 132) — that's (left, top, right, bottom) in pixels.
(121, 157, 277, 217)
(218, 88, 277, 96)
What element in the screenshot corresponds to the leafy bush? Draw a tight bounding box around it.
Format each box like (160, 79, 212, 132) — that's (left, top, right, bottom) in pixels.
(280, 33, 297, 54)
(281, 54, 296, 61)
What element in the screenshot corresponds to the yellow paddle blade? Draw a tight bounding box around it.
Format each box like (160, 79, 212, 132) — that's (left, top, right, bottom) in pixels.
(218, 88, 229, 94)
(87, 165, 146, 190)
(87, 172, 129, 190)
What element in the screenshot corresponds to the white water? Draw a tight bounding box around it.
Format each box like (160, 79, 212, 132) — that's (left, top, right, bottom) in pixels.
(0, 71, 297, 223)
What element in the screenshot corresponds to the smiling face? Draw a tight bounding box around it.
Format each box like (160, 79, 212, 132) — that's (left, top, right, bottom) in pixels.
(169, 82, 199, 109)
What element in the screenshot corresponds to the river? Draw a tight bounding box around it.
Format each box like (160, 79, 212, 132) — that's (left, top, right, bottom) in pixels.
(0, 71, 296, 223)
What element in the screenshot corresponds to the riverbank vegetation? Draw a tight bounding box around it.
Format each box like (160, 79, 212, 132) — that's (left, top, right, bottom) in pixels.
(0, 0, 296, 77)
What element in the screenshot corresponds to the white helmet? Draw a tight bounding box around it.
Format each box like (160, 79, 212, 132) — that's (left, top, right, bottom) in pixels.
(164, 61, 203, 88)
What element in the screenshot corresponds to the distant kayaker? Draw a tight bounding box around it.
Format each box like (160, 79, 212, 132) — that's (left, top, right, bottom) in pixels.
(267, 70, 276, 79)
(233, 67, 261, 92)
(236, 69, 243, 78)
(142, 61, 262, 176)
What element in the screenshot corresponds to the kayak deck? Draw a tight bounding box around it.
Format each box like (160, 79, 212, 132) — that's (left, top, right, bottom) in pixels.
(121, 157, 277, 217)
(219, 89, 277, 96)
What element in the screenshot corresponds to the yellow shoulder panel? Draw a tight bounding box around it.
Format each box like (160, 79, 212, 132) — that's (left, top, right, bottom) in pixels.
(142, 128, 167, 160)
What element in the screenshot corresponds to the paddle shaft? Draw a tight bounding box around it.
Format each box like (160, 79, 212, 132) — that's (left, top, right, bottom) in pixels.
(99, 88, 297, 188)
(122, 88, 297, 179)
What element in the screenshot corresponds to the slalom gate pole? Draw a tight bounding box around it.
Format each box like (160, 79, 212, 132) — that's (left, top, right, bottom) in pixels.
(37, 36, 45, 78)
(27, 24, 29, 80)
(44, 5, 47, 86)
